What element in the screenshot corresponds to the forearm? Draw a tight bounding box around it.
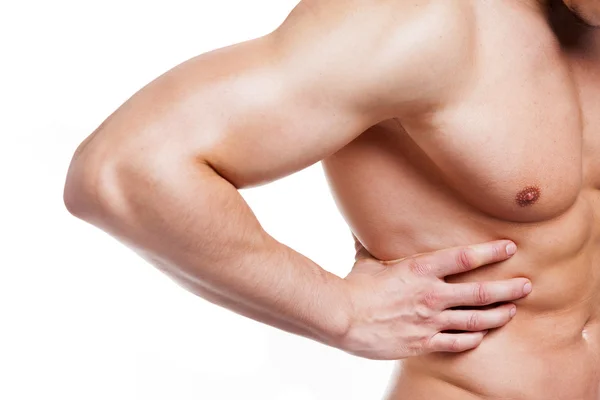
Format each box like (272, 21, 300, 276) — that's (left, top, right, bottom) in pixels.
(66, 152, 349, 346)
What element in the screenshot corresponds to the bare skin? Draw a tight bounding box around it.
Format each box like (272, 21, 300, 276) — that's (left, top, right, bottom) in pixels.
(564, 0, 600, 25)
(64, 0, 600, 398)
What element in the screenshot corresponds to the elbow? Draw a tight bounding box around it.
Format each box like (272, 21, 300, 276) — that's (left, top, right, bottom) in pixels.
(63, 150, 102, 221)
(63, 136, 117, 222)
(63, 131, 171, 224)
(64, 125, 198, 224)
(63, 168, 95, 220)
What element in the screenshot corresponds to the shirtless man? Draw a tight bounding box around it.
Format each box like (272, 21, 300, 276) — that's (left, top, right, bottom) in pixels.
(63, 0, 600, 398)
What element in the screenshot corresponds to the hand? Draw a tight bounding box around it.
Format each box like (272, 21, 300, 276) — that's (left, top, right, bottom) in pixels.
(337, 240, 530, 360)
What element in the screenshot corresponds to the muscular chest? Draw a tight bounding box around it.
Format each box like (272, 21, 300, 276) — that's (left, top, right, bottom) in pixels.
(399, 19, 595, 223)
(404, 81, 582, 222)
(325, 5, 600, 241)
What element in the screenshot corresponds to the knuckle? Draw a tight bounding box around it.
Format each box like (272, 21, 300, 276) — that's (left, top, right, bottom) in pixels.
(397, 343, 415, 358)
(473, 283, 489, 305)
(491, 244, 501, 260)
(435, 314, 449, 329)
(450, 337, 462, 352)
(408, 259, 433, 276)
(421, 289, 441, 309)
(401, 332, 430, 357)
(426, 314, 443, 330)
(423, 330, 443, 351)
(415, 304, 434, 321)
(466, 313, 480, 331)
(422, 335, 435, 352)
(456, 248, 474, 271)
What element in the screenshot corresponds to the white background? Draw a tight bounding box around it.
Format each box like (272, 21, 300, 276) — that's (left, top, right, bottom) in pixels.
(0, 1, 396, 399)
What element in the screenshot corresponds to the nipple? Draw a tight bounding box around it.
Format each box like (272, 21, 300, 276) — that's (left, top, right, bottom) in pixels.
(515, 186, 541, 207)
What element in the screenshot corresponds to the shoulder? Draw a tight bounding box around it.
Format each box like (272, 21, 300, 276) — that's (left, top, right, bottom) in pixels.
(376, 0, 478, 116)
(271, 0, 479, 119)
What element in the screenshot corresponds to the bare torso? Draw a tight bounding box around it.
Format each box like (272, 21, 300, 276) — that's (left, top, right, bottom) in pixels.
(64, 0, 600, 397)
(324, 1, 600, 398)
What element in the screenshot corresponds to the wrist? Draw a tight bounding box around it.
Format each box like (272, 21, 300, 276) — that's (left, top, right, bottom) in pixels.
(311, 272, 353, 348)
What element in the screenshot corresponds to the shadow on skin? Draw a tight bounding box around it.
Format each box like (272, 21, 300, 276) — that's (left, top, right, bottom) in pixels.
(547, 0, 592, 48)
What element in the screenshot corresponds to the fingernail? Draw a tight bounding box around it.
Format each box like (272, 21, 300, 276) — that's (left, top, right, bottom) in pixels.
(510, 307, 517, 317)
(506, 242, 517, 256)
(523, 282, 532, 294)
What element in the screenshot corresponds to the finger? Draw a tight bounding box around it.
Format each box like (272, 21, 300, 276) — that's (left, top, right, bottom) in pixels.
(427, 331, 488, 353)
(412, 240, 517, 278)
(438, 303, 516, 331)
(444, 278, 531, 308)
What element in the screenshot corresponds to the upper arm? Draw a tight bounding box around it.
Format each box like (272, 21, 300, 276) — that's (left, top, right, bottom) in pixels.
(82, 0, 474, 189)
